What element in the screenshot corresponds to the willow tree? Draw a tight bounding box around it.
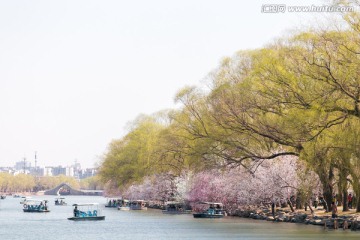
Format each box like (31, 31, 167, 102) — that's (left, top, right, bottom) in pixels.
(99, 114, 167, 191)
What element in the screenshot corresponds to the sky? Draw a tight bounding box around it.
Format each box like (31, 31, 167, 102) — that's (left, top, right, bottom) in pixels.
(0, 0, 348, 168)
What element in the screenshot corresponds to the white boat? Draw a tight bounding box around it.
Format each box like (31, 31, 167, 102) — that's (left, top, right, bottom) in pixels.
(117, 199, 130, 211)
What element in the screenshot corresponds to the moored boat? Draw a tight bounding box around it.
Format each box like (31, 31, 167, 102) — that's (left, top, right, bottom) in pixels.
(193, 202, 225, 218)
(117, 199, 130, 211)
(0, 195, 6, 199)
(162, 201, 192, 214)
(105, 198, 121, 208)
(23, 200, 50, 213)
(129, 200, 147, 210)
(68, 203, 105, 221)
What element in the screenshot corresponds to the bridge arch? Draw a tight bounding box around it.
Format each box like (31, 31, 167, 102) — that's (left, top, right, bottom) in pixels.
(44, 183, 102, 196)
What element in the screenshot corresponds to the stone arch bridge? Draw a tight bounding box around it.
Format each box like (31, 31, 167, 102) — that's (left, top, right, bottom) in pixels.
(44, 183, 103, 196)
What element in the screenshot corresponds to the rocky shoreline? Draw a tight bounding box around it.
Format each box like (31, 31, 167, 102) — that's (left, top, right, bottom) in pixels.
(140, 201, 360, 231)
(233, 207, 360, 230)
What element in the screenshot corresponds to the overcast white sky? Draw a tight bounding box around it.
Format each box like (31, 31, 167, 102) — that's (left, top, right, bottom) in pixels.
(0, 0, 344, 168)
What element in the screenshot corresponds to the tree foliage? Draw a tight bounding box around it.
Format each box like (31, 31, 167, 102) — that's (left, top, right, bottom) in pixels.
(99, 5, 360, 211)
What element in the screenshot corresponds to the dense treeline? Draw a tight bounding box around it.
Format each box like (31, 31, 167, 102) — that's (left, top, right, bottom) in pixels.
(99, 4, 360, 212)
(0, 173, 103, 193)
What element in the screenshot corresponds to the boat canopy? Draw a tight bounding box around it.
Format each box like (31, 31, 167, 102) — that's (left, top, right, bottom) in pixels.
(72, 203, 99, 206)
(131, 200, 145, 203)
(198, 202, 223, 205)
(24, 200, 48, 204)
(165, 201, 183, 205)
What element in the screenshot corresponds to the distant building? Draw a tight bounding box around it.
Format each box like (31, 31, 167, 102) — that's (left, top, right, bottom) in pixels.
(79, 168, 97, 179)
(44, 166, 53, 176)
(0, 161, 96, 178)
(52, 166, 67, 176)
(43, 165, 75, 177)
(0, 167, 15, 174)
(30, 167, 44, 177)
(14, 160, 31, 172)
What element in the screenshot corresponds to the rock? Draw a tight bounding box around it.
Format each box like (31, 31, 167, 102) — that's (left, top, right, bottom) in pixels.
(294, 214, 307, 223)
(312, 219, 323, 225)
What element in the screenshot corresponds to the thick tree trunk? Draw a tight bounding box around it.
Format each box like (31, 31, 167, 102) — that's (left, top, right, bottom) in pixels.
(356, 193, 360, 212)
(343, 190, 349, 212)
(307, 201, 314, 214)
(322, 165, 334, 212)
(295, 192, 303, 209)
(288, 199, 295, 212)
(323, 187, 333, 212)
(353, 189, 360, 212)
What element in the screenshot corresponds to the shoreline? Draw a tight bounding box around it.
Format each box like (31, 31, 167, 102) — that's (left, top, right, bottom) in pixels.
(232, 207, 360, 230)
(145, 201, 360, 231)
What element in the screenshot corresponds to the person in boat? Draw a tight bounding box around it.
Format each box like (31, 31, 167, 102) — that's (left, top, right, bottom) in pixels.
(208, 205, 215, 214)
(215, 204, 222, 214)
(74, 206, 79, 217)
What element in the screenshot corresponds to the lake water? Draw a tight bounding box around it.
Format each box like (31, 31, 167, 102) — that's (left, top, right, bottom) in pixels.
(0, 195, 359, 239)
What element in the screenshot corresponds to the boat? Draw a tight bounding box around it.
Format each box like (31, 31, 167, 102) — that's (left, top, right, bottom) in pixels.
(117, 199, 130, 211)
(129, 200, 147, 210)
(68, 203, 105, 221)
(193, 202, 225, 218)
(0, 195, 6, 199)
(20, 196, 33, 204)
(55, 197, 67, 206)
(13, 194, 21, 198)
(162, 201, 192, 214)
(23, 200, 50, 213)
(105, 198, 121, 208)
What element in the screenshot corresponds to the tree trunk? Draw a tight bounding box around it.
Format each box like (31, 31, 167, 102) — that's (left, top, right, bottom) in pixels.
(343, 190, 349, 212)
(288, 199, 295, 212)
(295, 192, 303, 209)
(323, 187, 333, 212)
(308, 201, 314, 214)
(356, 193, 360, 212)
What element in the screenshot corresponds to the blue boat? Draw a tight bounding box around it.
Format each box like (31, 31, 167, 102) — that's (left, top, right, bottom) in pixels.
(68, 203, 105, 221)
(193, 202, 224, 218)
(23, 200, 50, 213)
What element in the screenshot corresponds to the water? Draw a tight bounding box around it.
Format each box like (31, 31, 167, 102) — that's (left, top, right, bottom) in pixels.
(0, 195, 359, 239)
